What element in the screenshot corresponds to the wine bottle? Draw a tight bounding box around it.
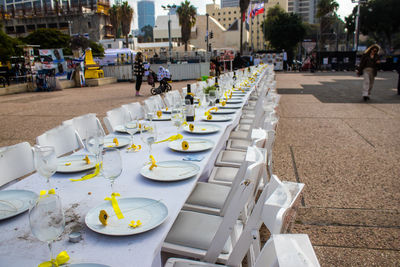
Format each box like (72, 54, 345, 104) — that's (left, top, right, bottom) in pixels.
(185, 84, 195, 122)
(214, 77, 220, 104)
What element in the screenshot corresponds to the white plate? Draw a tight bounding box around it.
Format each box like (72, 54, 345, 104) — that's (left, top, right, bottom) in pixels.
(66, 264, 110, 267)
(57, 154, 96, 173)
(0, 190, 38, 220)
(232, 92, 247, 96)
(168, 138, 214, 152)
(103, 136, 131, 148)
(202, 115, 233, 122)
(85, 197, 168, 236)
(162, 108, 171, 114)
(210, 109, 237, 115)
(149, 115, 171, 121)
(140, 160, 200, 181)
(114, 124, 139, 134)
(217, 104, 242, 109)
(183, 123, 221, 134)
(226, 99, 243, 104)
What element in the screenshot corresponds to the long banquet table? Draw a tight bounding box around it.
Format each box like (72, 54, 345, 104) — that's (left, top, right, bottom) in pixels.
(0, 69, 266, 267)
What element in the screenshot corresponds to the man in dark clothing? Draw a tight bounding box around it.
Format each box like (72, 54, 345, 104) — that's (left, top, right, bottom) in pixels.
(133, 52, 144, 96)
(233, 52, 244, 70)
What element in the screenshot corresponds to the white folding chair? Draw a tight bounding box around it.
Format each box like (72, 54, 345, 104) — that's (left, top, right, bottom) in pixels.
(36, 124, 84, 157)
(162, 155, 264, 264)
(0, 142, 34, 187)
(103, 106, 130, 133)
(121, 102, 145, 120)
(183, 146, 264, 216)
(63, 113, 105, 141)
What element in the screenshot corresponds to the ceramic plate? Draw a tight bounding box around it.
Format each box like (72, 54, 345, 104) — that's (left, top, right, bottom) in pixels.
(0, 190, 38, 220)
(57, 154, 96, 173)
(226, 99, 243, 104)
(66, 264, 110, 267)
(162, 108, 171, 114)
(202, 115, 233, 122)
(103, 136, 131, 148)
(168, 138, 214, 152)
(85, 197, 168, 236)
(183, 123, 221, 134)
(210, 109, 237, 115)
(140, 160, 200, 181)
(217, 104, 242, 109)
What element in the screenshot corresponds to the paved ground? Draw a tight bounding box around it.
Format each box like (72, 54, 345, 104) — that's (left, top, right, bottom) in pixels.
(274, 71, 400, 266)
(1, 72, 399, 265)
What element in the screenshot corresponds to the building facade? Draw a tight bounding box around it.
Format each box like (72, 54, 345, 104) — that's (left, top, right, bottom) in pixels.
(137, 0, 155, 33)
(0, 0, 112, 41)
(221, 0, 239, 8)
(288, 0, 318, 24)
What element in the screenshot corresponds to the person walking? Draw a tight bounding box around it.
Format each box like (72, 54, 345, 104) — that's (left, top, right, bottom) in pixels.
(133, 52, 144, 97)
(357, 44, 380, 101)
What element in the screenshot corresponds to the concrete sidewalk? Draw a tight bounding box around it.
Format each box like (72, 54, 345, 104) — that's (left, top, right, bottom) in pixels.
(273, 71, 400, 266)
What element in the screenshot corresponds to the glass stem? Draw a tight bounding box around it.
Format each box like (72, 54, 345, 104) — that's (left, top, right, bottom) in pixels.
(111, 181, 115, 193)
(48, 241, 53, 260)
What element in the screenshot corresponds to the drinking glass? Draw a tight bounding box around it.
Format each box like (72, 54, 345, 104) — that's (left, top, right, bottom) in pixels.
(33, 145, 57, 186)
(140, 120, 157, 157)
(209, 90, 217, 106)
(171, 108, 183, 134)
(124, 113, 138, 148)
(29, 194, 65, 262)
(102, 148, 122, 192)
(86, 128, 104, 163)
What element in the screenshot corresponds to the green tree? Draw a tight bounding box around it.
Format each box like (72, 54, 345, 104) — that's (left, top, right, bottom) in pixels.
(316, 0, 339, 50)
(0, 25, 23, 62)
(23, 28, 70, 49)
(176, 0, 197, 51)
(358, 0, 400, 52)
(119, 2, 133, 48)
(262, 9, 305, 60)
(239, 0, 250, 53)
(141, 25, 153, 43)
(90, 41, 105, 56)
(109, 4, 121, 41)
(344, 13, 355, 49)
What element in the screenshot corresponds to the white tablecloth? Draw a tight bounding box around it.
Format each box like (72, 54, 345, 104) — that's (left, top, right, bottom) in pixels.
(0, 71, 265, 267)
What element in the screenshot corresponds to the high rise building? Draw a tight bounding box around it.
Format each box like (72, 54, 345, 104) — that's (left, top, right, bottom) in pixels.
(137, 0, 155, 33)
(221, 0, 239, 8)
(288, 0, 319, 24)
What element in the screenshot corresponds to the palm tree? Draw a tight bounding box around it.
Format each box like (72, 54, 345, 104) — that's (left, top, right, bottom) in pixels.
(176, 0, 197, 51)
(317, 0, 339, 50)
(109, 4, 120, 41)
(119, 1, 133, 48)
(239, 0, 250, 53)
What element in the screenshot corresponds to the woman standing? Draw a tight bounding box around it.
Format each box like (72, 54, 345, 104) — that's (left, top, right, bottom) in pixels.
(133, 52, 144, 97)
(358, 44, 380, 101)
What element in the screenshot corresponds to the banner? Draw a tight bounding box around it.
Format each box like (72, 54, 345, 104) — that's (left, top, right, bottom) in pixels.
(39, 49, 68, 77)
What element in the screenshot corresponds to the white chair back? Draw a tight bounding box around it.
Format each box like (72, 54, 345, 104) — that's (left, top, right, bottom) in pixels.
(122, 102, 145, 120)
(63, 113, 105, 141)
(36, 124, 84, 157)
(0, 142, 34, 187)
(103, 107, 130, 133)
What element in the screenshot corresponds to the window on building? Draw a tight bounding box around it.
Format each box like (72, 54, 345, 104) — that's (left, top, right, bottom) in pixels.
(88, 21, 91, 28)
(234, 11, 236, 14)
(228, 11, 231, 14)
(213, 13, 215, 16)
(218, 12, 220, 15)
(228, 17, 231, 20)
(223, 18, 225, 21)
(218, 18, 220, 21)
(16, 25, 25, 33)
(59, 22, 68, 28)
(27, 24, 35, 31)
(108, 44, 112, 48)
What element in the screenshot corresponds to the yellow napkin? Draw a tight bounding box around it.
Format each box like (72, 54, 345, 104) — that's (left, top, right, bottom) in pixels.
(149, 155, 157, 170)
(39, 189, 55, 196)
(127, 144, 141, 152)
(38, 251, 70, 267)
(154, 134, 183, 144)
(104, 193, 124, 219)
(70, 163, 101, 182)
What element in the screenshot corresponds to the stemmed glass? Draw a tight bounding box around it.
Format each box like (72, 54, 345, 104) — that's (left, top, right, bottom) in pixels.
(102, 148, 122, 193)
(125, 113, 138, 148)
(171, 108, 183, 135)
(33, 145, 57, 186)
(140, 120, 157, 158)
(86, 128, 104, 164)
(209, 90, 217, 106)
(29, 194, 65, 262)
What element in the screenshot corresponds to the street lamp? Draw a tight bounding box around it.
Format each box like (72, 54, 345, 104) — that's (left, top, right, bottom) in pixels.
(352, 0, 367, 52)
(162, 4, 176, 62)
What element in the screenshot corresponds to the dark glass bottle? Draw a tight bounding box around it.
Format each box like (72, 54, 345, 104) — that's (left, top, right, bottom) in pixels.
(215, 77, 220, 104)
(185, 84, 194, 122)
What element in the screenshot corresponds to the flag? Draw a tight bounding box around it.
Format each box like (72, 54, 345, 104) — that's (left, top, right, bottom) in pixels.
(246, 3, 252, 24)
(251, 3, 265, 18)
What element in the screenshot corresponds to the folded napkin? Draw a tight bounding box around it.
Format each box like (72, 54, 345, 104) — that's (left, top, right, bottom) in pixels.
(70, 162, 101, 182)
(105, 192, 124, 219)
(154, 134, 183, 144)
(38, 251, 69, 267)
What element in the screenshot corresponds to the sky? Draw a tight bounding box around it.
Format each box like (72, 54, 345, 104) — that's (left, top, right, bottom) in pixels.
(125, 0, 357, 30)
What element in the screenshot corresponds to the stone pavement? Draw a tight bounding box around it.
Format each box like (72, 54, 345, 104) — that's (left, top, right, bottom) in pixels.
(274, 71, 400, 266)
(1, 72, 399, 265)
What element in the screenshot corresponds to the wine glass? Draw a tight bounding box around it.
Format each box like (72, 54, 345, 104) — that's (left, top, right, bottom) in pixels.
(102, 148, 122, 193)
(209, 90, 217, 106)
(29, 194, 65, 262)
(86, 128, 104, 164)
(171, 108, 183, 135)
(124, 113, 138, 148)
(33, 145, 57, 186)
(140, 120, 157, 158)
